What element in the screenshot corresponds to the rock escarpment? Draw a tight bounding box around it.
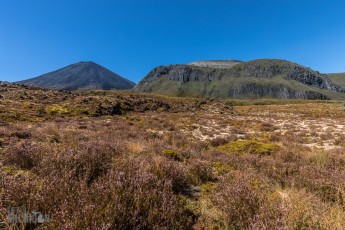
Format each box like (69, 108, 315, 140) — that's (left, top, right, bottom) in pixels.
(134, 59, 345, 100)
(286, 66, 343, 92)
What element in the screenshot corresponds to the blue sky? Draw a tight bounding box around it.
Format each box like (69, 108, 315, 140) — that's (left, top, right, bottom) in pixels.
(1, 0, 345, 83)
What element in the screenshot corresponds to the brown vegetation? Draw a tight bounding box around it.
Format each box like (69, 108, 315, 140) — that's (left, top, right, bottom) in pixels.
(1, 84, 345, 229)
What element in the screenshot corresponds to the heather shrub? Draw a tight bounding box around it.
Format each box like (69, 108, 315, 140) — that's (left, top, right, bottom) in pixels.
(3, 140, 43, 170)
(38, 160, 195, 229)
(163, 149, 182, 161)
(2, 152, 195, 229)
(187, 159, 214, 185)
(334, 134, 345, 146)
(210, 173, 272, 229)
(105, 167, 195, 229)
(249, 190, 285, 229)
(282, 189, 345, 229)
(38, 139, 121, 185)
(1, 169, 42, 229)
(269, 132, 281, 142)
(147, 156, 191, 194)
(210, 135, 237, 147)
(11, 131, 31, 139)
(260, 122, 278, 132)
(210, 136, 230, 147)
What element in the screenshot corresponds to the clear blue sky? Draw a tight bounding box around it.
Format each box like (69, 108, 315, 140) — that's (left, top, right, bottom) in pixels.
(1, 0, 345, 83)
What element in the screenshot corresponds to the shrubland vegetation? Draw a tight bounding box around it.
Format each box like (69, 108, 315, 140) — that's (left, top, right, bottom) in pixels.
(1, 83, 345, 229)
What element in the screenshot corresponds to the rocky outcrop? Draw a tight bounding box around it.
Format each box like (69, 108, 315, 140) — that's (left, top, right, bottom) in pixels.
(140, 65, 217, 83)
(0, 81, 15, 87)
(133, 65, 228, 92)
(227, 83, 329, 99)
(285, 66, 343, 92)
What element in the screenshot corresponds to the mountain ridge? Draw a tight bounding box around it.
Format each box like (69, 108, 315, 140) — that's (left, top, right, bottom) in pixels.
(134, 59, 345, 100)
(187, 60, 243, 68)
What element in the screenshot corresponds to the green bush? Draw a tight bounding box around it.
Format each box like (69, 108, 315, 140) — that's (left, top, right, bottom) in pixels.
(218, 140, 278, 155)
(163, 149, 182, 161)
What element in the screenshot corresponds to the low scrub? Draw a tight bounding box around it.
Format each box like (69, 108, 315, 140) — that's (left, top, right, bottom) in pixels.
(1, 87, 345, 229)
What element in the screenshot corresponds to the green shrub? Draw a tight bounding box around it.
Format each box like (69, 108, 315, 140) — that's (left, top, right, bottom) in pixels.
(212, 161, 234, 175)
(45, 104, 69, 115)
(218, 140, 278, 155)
(163, 149, 182, 161)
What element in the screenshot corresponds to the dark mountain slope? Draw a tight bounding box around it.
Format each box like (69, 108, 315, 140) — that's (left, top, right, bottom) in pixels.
(17, 61, 135, 91)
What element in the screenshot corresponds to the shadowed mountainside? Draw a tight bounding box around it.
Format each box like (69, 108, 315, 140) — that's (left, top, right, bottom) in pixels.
(17, 61, 135, 91)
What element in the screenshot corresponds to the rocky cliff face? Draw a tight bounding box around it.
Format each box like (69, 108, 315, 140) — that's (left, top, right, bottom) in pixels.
(136, 65, 223, 88)
(286, 66, 343, 92)
(134, 59, 345, 100)
(225, 83, 329, 100)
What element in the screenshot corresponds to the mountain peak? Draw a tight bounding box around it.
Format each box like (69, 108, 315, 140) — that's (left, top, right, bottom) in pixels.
(17, 61, 135, 91)
(77, 61, 96, 65)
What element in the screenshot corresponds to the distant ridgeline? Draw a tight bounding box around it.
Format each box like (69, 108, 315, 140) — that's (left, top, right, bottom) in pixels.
(134, 59, 345, 100)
